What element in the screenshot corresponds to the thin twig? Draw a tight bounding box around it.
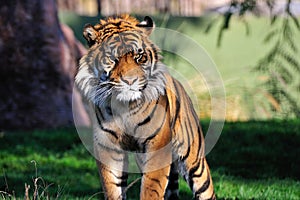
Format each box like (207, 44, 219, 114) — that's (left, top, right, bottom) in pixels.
(119, 177, 142, 199)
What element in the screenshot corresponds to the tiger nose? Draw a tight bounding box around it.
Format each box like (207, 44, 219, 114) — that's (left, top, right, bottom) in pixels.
(121, 76, 138, 85)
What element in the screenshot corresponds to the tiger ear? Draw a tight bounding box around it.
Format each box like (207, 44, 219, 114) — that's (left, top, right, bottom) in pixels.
(137, 16, 154, 35)
(83, 24, 99, 47)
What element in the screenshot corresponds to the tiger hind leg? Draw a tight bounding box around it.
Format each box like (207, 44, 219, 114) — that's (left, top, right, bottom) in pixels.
(180, 157, 216, 200)
(164, 161, 179, 200)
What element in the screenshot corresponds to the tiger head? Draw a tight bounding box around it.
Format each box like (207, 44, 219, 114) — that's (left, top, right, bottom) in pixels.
(75, 15, 167, 105)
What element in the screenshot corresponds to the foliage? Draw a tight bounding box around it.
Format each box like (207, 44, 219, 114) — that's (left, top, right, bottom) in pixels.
(0, 120, 299, 199)
(254, 6, 300, 118)
(206, 0, 300, 118)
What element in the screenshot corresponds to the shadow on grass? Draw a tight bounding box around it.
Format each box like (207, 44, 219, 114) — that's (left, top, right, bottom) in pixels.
(0, 120, 299, 199)
(205, 120, 300, 180)
(204, 120, 300, 200)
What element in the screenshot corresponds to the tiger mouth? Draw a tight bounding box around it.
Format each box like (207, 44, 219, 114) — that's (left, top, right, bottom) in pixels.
(116, 90, 143, 102)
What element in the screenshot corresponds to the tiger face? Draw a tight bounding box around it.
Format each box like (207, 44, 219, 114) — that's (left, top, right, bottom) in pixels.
(76, 15, 166, 105)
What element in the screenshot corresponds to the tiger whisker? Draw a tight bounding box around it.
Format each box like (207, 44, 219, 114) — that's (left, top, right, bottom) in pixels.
(94, 88, 112, 106)
(88, 85, 111, 104)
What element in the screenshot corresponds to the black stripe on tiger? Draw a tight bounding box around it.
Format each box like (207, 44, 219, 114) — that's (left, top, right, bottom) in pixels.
(146, 188, 160, 198)
(136, 99, 159, 127)
(188, 158, 205, 189)
(165, 161, 179, 200)
(191, 126, 203, 166)
(169, 79, 181, 129)
(141, 98, 169, 151)
(138, 116, 151, 126)
(179, 122, 191, 162)
(114, 180, 128, 188)
(192, 158, 205, 178)
(144, 174, 163, 189)
(132, 99, 159, 138)
(194, 171, 211, 198)
(95, 107, 118, 139)
(96, 142, 124, 154)
(207, 192, 217, 200)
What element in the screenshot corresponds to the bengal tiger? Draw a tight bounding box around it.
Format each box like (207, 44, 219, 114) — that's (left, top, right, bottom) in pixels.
(75, 15, 216, 200)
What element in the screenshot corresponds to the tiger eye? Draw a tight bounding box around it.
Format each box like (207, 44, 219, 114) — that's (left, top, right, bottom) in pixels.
(100, 71, 110, 81)
(134, 48, 146, 63)
(137, 48, 143, 53)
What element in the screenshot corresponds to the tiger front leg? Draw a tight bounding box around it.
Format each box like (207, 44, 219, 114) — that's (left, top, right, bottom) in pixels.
(136, 151, 171, 199)
(140, 166, 171, 200)
(97, 161, 128, 200)
(94, 144, 129, 200)
(136, 142, 172, 199)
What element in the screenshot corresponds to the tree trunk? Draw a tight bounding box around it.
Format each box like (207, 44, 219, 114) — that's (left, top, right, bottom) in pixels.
(0, 0, 89, 130)
(97, 0, 102, 15)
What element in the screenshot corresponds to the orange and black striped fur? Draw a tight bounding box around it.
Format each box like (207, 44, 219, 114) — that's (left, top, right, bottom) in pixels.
(75, 15, 216, 200)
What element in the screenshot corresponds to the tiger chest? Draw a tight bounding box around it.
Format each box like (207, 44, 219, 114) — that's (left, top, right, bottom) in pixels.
(96, 96, 170, 152)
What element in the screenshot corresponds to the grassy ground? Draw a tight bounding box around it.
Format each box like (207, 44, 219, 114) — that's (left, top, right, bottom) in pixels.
(1, 120, 299, 199)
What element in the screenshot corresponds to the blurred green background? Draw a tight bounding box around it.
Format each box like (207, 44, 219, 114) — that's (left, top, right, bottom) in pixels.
(59, 10, 300, 121)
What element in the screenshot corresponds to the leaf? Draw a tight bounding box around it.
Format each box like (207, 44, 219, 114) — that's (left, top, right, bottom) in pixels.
(254, 43, 280, 72)
(223, 11, 233, 30)
(290, 13, 300, 31)
(278, 50, 300, 73)
(283, 19, 292, 40)
(285, 33, 298, 52)
(271, 14, 278, 25)
(262, 91, 281, 111)
(276, 64, 293, 85)
(204, 17, 218, 34)
(263, 28, 279, 44)
(217, 27, 225, 47)
(281, 90, 300, 117)
(204, 22, 214, 34)
(242, 19, 251, 36)
(286, 3, 300, 31)
(265, 42, 280, 62)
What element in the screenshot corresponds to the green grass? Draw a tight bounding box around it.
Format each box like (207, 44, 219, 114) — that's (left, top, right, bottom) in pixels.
(1, 120, 299, 199)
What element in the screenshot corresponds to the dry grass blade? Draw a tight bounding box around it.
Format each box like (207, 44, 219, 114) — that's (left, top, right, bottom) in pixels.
(87, 191, 105, 200)
(116, 177, 142, 199)
(24, 183, 30, 200)
(124, 177, 142, 194)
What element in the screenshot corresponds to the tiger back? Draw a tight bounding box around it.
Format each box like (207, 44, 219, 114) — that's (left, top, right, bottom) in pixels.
(75, 15, 216, 200)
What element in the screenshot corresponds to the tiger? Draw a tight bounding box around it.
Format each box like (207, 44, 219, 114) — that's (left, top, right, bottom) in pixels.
(75, 15, 216, 200)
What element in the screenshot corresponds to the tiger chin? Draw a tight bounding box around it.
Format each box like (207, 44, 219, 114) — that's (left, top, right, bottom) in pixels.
(75, 15, 216, 200)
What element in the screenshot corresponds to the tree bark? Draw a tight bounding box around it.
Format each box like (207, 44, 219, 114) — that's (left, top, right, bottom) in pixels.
(97, 0, 102, 15)
(0, 0, 89, 130)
